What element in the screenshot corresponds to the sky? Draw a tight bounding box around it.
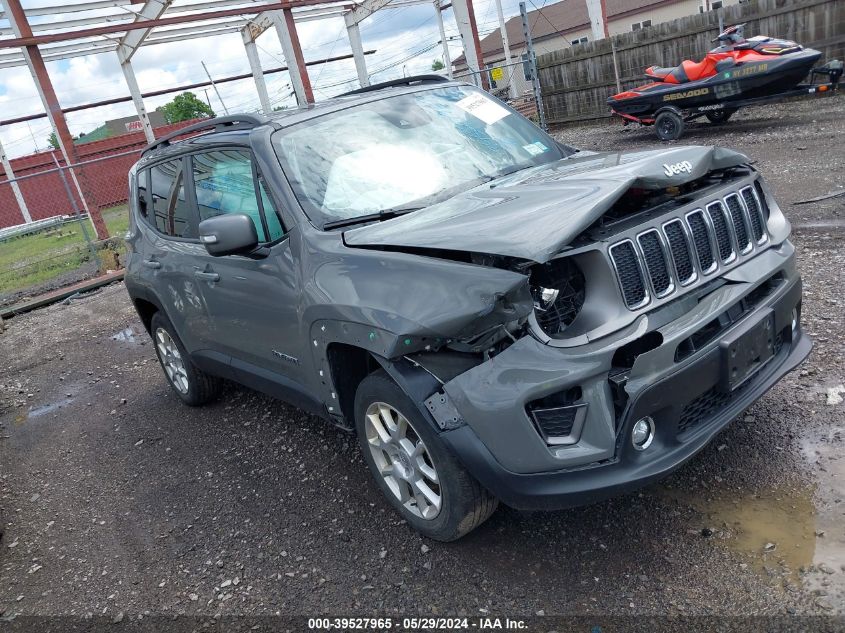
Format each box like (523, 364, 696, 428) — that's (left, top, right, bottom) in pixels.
(0, 0, 538, 159)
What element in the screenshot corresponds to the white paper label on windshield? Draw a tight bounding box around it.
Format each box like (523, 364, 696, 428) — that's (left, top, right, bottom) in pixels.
(456, 92, 509, 125)
(522, 141, 548, 156)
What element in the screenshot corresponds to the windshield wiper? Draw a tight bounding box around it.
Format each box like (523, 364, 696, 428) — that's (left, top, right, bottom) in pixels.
(321, 174, 502, 231)
(323, 207, 420, 230)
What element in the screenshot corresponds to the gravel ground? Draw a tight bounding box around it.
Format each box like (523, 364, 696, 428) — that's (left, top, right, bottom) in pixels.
(1, 95, 844, 626)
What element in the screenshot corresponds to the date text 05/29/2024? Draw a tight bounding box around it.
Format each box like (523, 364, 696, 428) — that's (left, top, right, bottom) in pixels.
(307, 617, 529, 630)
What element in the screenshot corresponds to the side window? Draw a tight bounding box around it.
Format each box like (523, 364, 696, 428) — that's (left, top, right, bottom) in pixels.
(149, 159, 194, 238)
(191, 149, 285, 243)
(136, 169, 149, 219)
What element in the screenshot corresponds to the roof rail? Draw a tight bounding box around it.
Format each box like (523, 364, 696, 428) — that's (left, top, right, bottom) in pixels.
(339, 74, 452, 97)
(143, 114, 267, 154)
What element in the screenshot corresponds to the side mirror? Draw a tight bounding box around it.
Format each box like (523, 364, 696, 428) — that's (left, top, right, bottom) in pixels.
(198, 214, 259, 257)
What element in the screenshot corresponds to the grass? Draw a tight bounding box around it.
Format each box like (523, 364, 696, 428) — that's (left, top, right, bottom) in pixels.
(0, 205, 129, 297)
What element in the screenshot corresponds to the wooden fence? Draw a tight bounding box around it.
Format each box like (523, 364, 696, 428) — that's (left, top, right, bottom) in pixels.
(537, 0, 845, 124)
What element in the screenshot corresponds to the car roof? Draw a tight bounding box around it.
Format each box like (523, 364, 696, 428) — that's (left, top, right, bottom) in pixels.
(137, 76, 464, 166)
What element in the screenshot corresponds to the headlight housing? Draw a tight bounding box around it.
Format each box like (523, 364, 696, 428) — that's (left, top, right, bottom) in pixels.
(529, 257, 586, 337)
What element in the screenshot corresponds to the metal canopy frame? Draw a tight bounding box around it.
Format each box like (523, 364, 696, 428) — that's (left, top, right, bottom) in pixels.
(0, 0, 488, 236)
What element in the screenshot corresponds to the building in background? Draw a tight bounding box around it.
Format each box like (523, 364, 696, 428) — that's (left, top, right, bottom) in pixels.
(104, 112, 168, 137)
(453, 0, 742, 96)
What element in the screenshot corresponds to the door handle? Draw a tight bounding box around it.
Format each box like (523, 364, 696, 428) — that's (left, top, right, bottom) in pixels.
(143, 259, 161, 269)
(194, 271, 220, 282)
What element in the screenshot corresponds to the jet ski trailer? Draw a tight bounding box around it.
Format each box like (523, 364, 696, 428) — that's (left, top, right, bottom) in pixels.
(607, 29, 842, 141)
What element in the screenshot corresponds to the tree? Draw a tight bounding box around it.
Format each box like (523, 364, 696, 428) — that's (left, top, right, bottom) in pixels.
(160, 91, 215, 124)
(47, 130, 87, 149)
(431, 59, 445, 71)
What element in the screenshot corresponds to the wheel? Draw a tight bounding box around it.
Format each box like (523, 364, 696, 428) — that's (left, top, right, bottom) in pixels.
(705, 108, 736, 125)
(354, 370, 498, 541)
(655, 110, 685, 141)
(150, 312, 222, 406)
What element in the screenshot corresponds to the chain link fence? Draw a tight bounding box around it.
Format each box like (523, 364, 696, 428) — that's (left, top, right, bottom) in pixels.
(0, 150, 138, 310)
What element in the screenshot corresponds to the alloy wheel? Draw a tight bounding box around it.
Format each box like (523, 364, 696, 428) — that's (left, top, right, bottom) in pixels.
(364, 401, 442, 520)
(155, 327, 189, 394)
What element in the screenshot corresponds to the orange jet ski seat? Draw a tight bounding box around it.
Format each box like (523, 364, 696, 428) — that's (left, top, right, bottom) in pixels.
(644, 57, 719, 84)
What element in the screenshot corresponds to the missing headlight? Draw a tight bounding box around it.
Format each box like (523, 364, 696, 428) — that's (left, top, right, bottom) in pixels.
(530, 257, 586, 337)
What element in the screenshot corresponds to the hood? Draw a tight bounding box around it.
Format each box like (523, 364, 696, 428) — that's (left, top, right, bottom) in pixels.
(344, 145, 749, 263)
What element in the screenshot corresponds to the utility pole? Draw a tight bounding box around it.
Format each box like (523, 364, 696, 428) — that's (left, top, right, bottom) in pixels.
(495, 0, 517, 98)
(520, 1, 546, 130)
(202, 61, 230, 115)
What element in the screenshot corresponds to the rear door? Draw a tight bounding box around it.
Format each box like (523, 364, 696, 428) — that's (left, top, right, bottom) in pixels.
(187, 147, 307, 388)
(135, 157, 210, 352)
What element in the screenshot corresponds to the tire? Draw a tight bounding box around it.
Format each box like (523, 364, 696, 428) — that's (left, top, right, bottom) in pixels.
(655, 110, 685, 141)
(705, 108, 736, 125)
(354, 370, 498, 541)
(150, 312, 222, 406)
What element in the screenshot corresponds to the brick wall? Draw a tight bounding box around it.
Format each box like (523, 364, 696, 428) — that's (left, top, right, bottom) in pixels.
(0, 118, 205, 232)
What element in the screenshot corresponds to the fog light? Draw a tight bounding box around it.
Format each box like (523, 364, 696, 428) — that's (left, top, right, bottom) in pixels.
(631, 416, 655, 451)
(791, 307, 799, 333)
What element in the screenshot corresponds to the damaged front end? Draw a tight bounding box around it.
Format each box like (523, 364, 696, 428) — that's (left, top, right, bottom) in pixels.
(329, 144, 810, 509)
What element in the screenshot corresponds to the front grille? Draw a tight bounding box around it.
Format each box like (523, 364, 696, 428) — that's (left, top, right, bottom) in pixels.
(677, 329, 786, 436)
(706, 202, 734, 263)
(610, 241, 648, 309)
(663, 220, 696, 285)
(637, 230, 673, 297)
(686, 210, 716, 273)
(609, 184, 770, 311)
(741, 187, 766, 243)
(725, 193, 751, 252)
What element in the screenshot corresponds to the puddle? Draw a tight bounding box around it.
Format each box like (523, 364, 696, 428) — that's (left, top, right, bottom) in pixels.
(801, 428, 845, 606)
(661, 431, 845, 608)
(26, 399, 73, 419)
(15, 398, 75, 425)
(661, 485, 816, 579)
(111, 326, 144, 345)
(793, 219, 845, 230)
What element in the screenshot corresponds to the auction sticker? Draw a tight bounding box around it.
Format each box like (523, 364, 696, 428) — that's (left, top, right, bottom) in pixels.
(456, 92, 509, 125)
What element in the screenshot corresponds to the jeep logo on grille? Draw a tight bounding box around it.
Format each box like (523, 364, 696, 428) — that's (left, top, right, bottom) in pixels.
(663, 160, 693, 177)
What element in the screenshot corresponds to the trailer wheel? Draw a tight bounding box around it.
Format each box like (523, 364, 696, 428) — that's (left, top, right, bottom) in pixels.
(705, 108, 736, 125)
(655, 110, 684, 141)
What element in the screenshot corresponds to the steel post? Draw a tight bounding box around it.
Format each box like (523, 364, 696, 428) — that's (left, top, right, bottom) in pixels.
(272, 9, 314, 104)
(433, 0, 452, 78)
(0, 135, 32, 224)
(243, 33, 273, 113)
(520, 1, 546, 130)
(119, 57, 156, 143)
(494, 0, 516, 98)
(2, 0, 108, 239)
(346, 22, 369, 88)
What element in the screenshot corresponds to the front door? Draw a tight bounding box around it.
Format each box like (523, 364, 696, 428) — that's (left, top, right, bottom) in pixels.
(186, 147, 308, 389)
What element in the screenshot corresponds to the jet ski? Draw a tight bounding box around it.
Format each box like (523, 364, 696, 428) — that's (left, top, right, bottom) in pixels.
(607, 24, 841, 140)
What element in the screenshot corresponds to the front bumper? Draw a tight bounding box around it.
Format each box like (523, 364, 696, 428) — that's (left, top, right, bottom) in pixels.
(438, 244, 811, 510)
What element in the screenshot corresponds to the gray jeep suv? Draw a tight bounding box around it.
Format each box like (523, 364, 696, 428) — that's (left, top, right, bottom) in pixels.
(125, 76, 811, 541)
